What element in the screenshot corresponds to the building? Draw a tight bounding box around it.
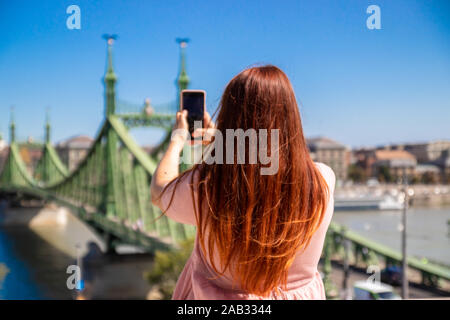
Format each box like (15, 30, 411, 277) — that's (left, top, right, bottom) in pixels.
(414, 164, 441, 184)
(0, 148, 8, 173)
(433, 149, 450, 184)
(17, 143, 43, 174)
(307, 137, 349, 181)
(403, 140, 450, 163)
(353, 148, 377, 178)
(142, 146, 156, 155)
(372, 149, 417, 182)
(399, 140, 450, 183)
(0, 134, 44, 174)
(0, 133, 6, 151)
(56, 135, 94, 171)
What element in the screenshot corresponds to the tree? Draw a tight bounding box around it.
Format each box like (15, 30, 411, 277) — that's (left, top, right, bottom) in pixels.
(144, 238, 194, 299)
(348, 164, 367, 183)
(422, 172, 437, 184)
(377, 166, 393, 183)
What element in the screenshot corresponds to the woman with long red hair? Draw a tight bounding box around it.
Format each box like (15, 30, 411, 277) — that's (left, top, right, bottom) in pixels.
(151, 65, 335, 299)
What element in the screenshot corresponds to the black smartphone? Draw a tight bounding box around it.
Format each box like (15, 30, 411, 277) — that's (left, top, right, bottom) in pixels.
(180, 89, 206, 139)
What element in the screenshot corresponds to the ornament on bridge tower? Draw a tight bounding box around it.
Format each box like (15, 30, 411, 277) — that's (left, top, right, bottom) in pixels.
(45, 108, 51, 143)
(102, 34, 118, 116)
(143, 98, 154, 116)
(9, 106, 15, 143)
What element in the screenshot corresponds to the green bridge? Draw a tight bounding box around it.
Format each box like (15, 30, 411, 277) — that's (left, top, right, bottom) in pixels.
(0, 38, 448, 295)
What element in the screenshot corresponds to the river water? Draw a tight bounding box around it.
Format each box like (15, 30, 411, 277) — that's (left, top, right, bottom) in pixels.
(332, 207, 450, 266)
(0, 204, 449, 299)
(0, 222, 74, 299)
(0, 204, 155, 300)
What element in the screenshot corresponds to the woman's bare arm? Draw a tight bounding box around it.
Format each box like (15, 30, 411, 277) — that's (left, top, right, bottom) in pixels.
(150, 110, 215, 207)
(150, 110, 188, 206)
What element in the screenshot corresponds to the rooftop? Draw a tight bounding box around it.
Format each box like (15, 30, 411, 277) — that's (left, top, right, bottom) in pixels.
(306, 137, 347, 150)
(374, 150, 416, 161)
(56, 135, 94, 149)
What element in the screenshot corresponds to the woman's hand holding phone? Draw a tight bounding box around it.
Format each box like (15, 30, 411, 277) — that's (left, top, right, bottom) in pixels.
(192, 111, 216, 145)
(171, 109, 216, 147)
(171, 109, 189, 147)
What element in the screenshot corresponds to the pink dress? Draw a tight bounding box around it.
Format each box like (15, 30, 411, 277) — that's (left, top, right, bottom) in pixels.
(160, 162, 335, 300)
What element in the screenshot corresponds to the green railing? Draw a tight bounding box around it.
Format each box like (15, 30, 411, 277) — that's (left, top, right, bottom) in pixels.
(326, 222, 450, 288)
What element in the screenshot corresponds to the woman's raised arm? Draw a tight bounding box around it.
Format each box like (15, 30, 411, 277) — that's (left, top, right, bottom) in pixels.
(150, 110, 189, 207)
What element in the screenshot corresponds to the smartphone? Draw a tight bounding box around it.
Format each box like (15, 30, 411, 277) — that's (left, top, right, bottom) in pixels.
(180, 89, 206, 139)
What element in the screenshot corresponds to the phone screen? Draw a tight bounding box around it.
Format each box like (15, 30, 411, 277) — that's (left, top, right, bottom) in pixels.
(182, 91, 205, 137)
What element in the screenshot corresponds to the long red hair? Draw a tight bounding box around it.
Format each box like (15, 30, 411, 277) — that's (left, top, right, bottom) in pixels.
(163, 65, 329, 296)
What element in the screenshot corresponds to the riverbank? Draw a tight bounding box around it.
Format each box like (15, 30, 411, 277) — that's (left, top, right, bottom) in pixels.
(336, 184, 450, 207)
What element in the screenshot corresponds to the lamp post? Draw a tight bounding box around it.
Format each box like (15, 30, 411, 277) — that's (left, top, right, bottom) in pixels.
(401, 168, 409, 299)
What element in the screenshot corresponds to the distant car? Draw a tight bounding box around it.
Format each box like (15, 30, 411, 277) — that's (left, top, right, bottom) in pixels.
(353, 281, 401, 300)
(381, 266, 402, 286)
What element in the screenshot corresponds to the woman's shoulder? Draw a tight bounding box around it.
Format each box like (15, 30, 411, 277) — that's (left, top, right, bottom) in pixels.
(172, 167, 202, 195)
(314, 162, 336, 192)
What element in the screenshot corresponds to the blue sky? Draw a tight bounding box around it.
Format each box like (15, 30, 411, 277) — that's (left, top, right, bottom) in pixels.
(0, 0, 449, 147)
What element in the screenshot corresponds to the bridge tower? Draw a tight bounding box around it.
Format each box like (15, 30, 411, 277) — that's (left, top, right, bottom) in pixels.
(7, 111, 15, 182)
(42, 112, 50, 182)
(32, 110, 68, 185)
(102, 35, 120, 236)
(175, 38, 192, 172)
(175, 38, 190, 111)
